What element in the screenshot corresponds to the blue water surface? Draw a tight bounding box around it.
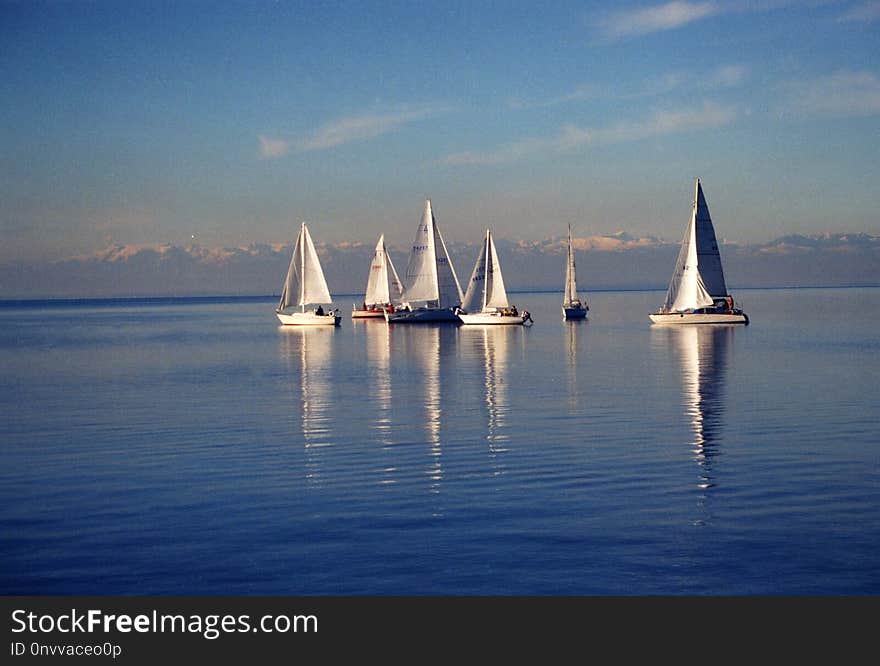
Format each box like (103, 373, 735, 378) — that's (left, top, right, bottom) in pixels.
(1, 288, 878, 594)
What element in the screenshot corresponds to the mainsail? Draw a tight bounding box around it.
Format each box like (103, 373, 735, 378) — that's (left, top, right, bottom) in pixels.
(564, 224, 581, 305)
(402, 199, 463, 308)
(462, 229, 510, 313)
(661, 180, 721, 313)
(364, 234, 404, 306)
(278, 222, 333, 311)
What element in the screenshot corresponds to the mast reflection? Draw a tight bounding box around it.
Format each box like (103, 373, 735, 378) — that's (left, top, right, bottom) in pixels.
(279, 326, 334, 486)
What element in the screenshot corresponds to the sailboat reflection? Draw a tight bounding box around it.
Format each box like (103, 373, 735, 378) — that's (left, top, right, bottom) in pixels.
(362, 321, 396, 485)
(565, 318, 587, 412)
(660, 324, 734, 491)
(279, 326, 334, 485)
(460, 325, 520, 475)
(398, 326, 449, 497)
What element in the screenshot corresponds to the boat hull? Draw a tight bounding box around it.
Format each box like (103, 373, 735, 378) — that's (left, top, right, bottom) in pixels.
(649, 312, 749, 325)
(458, 312, 530, 325)
(385, 307, 461, 324)
(276, 311, 341, 326)
(351, 309, 387, 319)
(563, 306, 588, 320)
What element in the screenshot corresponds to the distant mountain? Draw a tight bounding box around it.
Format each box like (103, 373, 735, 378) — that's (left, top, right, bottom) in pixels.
(1, 232, 877, 299)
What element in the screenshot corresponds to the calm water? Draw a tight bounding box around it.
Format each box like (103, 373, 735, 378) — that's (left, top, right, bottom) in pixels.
(1, 288, 878, 595)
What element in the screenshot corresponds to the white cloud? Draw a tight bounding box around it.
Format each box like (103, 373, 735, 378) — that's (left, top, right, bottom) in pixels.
(838, 1, 880, 22)
(783, 70, 880, 118)
(258, 135, 290, 159)
(297, 107, 444, 152)
(443, 102, 735, 166)
(597, 1, 720, 40)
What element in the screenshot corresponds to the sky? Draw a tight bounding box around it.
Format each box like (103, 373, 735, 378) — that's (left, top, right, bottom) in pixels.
(2, 0, 879, 264)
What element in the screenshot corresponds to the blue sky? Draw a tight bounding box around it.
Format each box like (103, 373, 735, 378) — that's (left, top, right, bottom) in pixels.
(2, 0, 879, 262)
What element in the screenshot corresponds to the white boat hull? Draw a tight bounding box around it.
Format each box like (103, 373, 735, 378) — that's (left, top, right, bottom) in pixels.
(563, 306, 588, 320)
(276, 311, 341, 326)
(649, 312, 749, 325)
(385, 307, 461, 323)
(458, 312, 530, 326)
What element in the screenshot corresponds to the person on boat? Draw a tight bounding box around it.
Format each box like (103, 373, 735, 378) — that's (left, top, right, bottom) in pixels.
(727, 295, 734, 312)
(316, 305, 324, 316)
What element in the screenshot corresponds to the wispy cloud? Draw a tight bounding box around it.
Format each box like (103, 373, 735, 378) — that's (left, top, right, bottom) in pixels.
(258, 106, 448, 159)
(258, 135, 291, 159)
(782, 70, 880, 118)
(443, 102, 736, 166)
(297, 106, 445, 152)
(837, 1, 880, 22)
(508, 65, 747, 111)
(596, 1, 720, 40)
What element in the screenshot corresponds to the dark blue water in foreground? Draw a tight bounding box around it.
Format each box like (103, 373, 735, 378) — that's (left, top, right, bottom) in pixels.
(1, 288, 878, 595)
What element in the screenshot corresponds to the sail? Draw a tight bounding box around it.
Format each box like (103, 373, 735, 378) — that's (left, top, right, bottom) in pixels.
(693, 179, 728, 298)
(386, 248, 405, 305)
(433, 215, 463, 308)
(402, 199, 462, 308)
(402, 199, 440, 303)
(462, 229, 509, 313)
(564, 224, 580, 305)
(485, 230, 509, 309)
(461, 236, 487, 314)
(663, 199, 714, 312)
(277, 223, 332, 310)
(365, 234, 391, 305)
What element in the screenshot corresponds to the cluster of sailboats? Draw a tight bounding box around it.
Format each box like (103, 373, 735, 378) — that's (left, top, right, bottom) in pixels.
(275, 179, 749, 327)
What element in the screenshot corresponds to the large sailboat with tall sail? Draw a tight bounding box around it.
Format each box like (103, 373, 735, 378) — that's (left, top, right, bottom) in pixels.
(275, 222, 341, 326)
(562, 224, 589, 320)
(457, 229, 532, 325)
(649, 179, 749, 325)
(385, 198, 464, 323)
(352, 234, 405, 318)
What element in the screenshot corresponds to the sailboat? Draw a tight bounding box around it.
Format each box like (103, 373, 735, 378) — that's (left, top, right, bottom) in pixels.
(385, 198, 464, 323)
(352, 234, 405, 319)
(649, 179, 749, 324)
(457, 229, 532, 325)
(275, 222, 341, 326)
(562, 224, 589, 320)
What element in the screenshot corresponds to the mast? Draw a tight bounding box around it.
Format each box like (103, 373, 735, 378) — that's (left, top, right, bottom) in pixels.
(300, 222, 306, 312)
(483, 229, 490, 311)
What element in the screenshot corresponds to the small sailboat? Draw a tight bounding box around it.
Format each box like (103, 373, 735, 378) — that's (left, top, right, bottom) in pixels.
(352, 234, 405, 319)
(275, 222, 341, 326)
(385, 198, 464, 324)
(562, 224, 589, 320)
(457, 229, 532, 325)
(649, 179, 749, 325)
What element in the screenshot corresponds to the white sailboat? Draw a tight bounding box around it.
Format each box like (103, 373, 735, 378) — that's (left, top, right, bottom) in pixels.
(457, 229, 532, 325)
(562, 224, 589, 320)
(275, 222, 341, 326)
(385, 198, 464, 323)
(352, 234, 405, 319)
(649, 179, 749, 325)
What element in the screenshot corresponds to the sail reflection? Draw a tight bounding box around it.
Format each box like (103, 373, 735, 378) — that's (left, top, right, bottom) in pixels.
(565, 318, 587, 412)
(397, 325, 448, 497)
(659, 324, 734, 492)
(279, 326, 334, 486)
(362, 321, 397, 485)
(459, 326, 521, 475)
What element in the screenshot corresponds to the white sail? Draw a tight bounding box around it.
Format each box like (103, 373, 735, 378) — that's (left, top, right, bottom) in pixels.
(277, 222, 333, 311)
(693, 179, 728, 298)
(401, 199, 462, 308)
(662, 181, 717, 313)
(564, 224, 581, 305)
(462, 229, 509, 313)
(364, 234, 404, 306)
